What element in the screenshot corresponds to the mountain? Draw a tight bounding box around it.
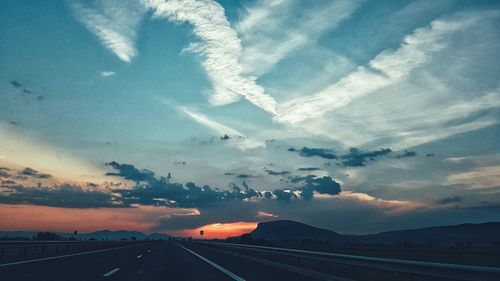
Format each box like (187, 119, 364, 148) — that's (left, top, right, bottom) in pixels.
(0, 230, 171, 241)
(355, 222, 500, 247)
(247, 220, 500, 247)
(251, 220, 343, 242)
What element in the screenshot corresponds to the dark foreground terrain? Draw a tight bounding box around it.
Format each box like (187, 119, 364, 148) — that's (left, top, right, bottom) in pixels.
(2, 220, 500, 280)
(0, 240, 332, 281)
(1, 239, 500, 281)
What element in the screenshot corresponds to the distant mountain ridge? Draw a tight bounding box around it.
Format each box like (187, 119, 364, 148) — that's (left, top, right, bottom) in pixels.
(249, 220, 500, 247)
(0, 230, 170, 240)
(355, 222, 500, 246)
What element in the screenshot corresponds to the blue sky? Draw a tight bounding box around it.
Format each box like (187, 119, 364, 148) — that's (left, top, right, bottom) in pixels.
(0, 0, 499, 235)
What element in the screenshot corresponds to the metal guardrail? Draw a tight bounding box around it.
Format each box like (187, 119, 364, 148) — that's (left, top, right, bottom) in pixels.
(194, 241, 500, 281)
(0, 240, 152, 263)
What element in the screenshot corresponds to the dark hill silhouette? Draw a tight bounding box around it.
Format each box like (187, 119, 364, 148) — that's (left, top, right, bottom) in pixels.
(251, 220, 343, 242)
(247, 220, 500, 247)
(356, 222, 500, 247)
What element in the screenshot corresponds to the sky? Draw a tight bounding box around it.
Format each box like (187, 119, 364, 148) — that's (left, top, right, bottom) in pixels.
(1, 0, 499, 238)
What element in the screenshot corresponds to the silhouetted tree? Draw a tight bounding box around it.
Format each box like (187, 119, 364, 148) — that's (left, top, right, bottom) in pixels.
(35, 231, 61, 241)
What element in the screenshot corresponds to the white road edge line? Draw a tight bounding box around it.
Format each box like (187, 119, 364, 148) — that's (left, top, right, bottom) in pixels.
(102, 267, 120, 277)
(0, 243, 148, 267)
(176, 242, 246, 281)
(137, 255, 143, 258)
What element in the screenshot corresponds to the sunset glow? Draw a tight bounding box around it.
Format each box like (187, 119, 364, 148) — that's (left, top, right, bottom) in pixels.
(172, 222, 258, 239)
(0, 204, 196, 233)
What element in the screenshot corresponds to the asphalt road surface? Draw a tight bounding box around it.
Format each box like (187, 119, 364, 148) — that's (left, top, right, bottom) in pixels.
(0, 241, 328, 281)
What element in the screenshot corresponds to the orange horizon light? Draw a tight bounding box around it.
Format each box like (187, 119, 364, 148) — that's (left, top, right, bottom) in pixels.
(172, 221, 258, 239)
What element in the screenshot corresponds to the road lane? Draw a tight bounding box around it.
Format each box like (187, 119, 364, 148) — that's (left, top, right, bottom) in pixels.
(176, 242, 245, 281)
(0, 241, 156, 281)
(102, 268, 120, 277)
(179, 242, 329, 281)
(0, 243, 148, 267)
(0, 241, 237, 281)
(106, 241, 238, 281)
(0, 240, 345, 281)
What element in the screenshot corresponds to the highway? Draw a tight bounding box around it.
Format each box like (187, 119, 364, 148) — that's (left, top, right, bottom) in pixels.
(0, 241, 328, 281)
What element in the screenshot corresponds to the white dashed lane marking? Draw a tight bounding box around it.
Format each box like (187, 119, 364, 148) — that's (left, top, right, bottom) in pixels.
(103, 268, 120, 277)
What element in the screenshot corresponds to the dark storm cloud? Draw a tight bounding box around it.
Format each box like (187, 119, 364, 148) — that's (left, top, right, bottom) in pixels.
(220, 134, 231, 140)
(289, 175, 311, 183)
(0, 167, 10, 178)
(393, 150, 417, 159)
(288, 147, 337, 159)
(340, 148, 392, 167)
(298, 167, 320, 171)
(263, 191, 273, 199)
(105, 161, 156, 182)
(306, 176, 341, 195)
(300, 188, 314, 200)
(107, 162, 265, 208)
(264, 168, 291, 176)
(9, 80, 44, 100)
(20, 167, 52, 179)
(286, 146, 390, 166)
(435, 196, 463, 205)
(114, 179, 262, 208)
(20, 167, 37, 176)
(1, 180, 17, 185)
(113, 179, 187, 207)
(229, 182, 261, 200)
(107, 162, 342, 208)
(0, 170, 10, 178)
(292, 175, 341, 198)
(288, 175, 316, 183)
(10, 80, 22, 88)
(0, 184, 119, 208)
(237, 174, 256, 179)
(289, 146, 419, 167)
(273, 174, 342, 200)
(273, 189, 297, 202)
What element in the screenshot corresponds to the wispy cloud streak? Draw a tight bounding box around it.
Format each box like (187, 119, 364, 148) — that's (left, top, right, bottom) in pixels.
(275, 13, 481, 124)
(71, 0, 145, 63)
(100, 71, 115, 77)
(447, 165, 500, 189)
(237, 0, 360, 75)
(144, 0, 277, 114)
(169, 103, 265, 150)
(180, 107, 241, 137)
